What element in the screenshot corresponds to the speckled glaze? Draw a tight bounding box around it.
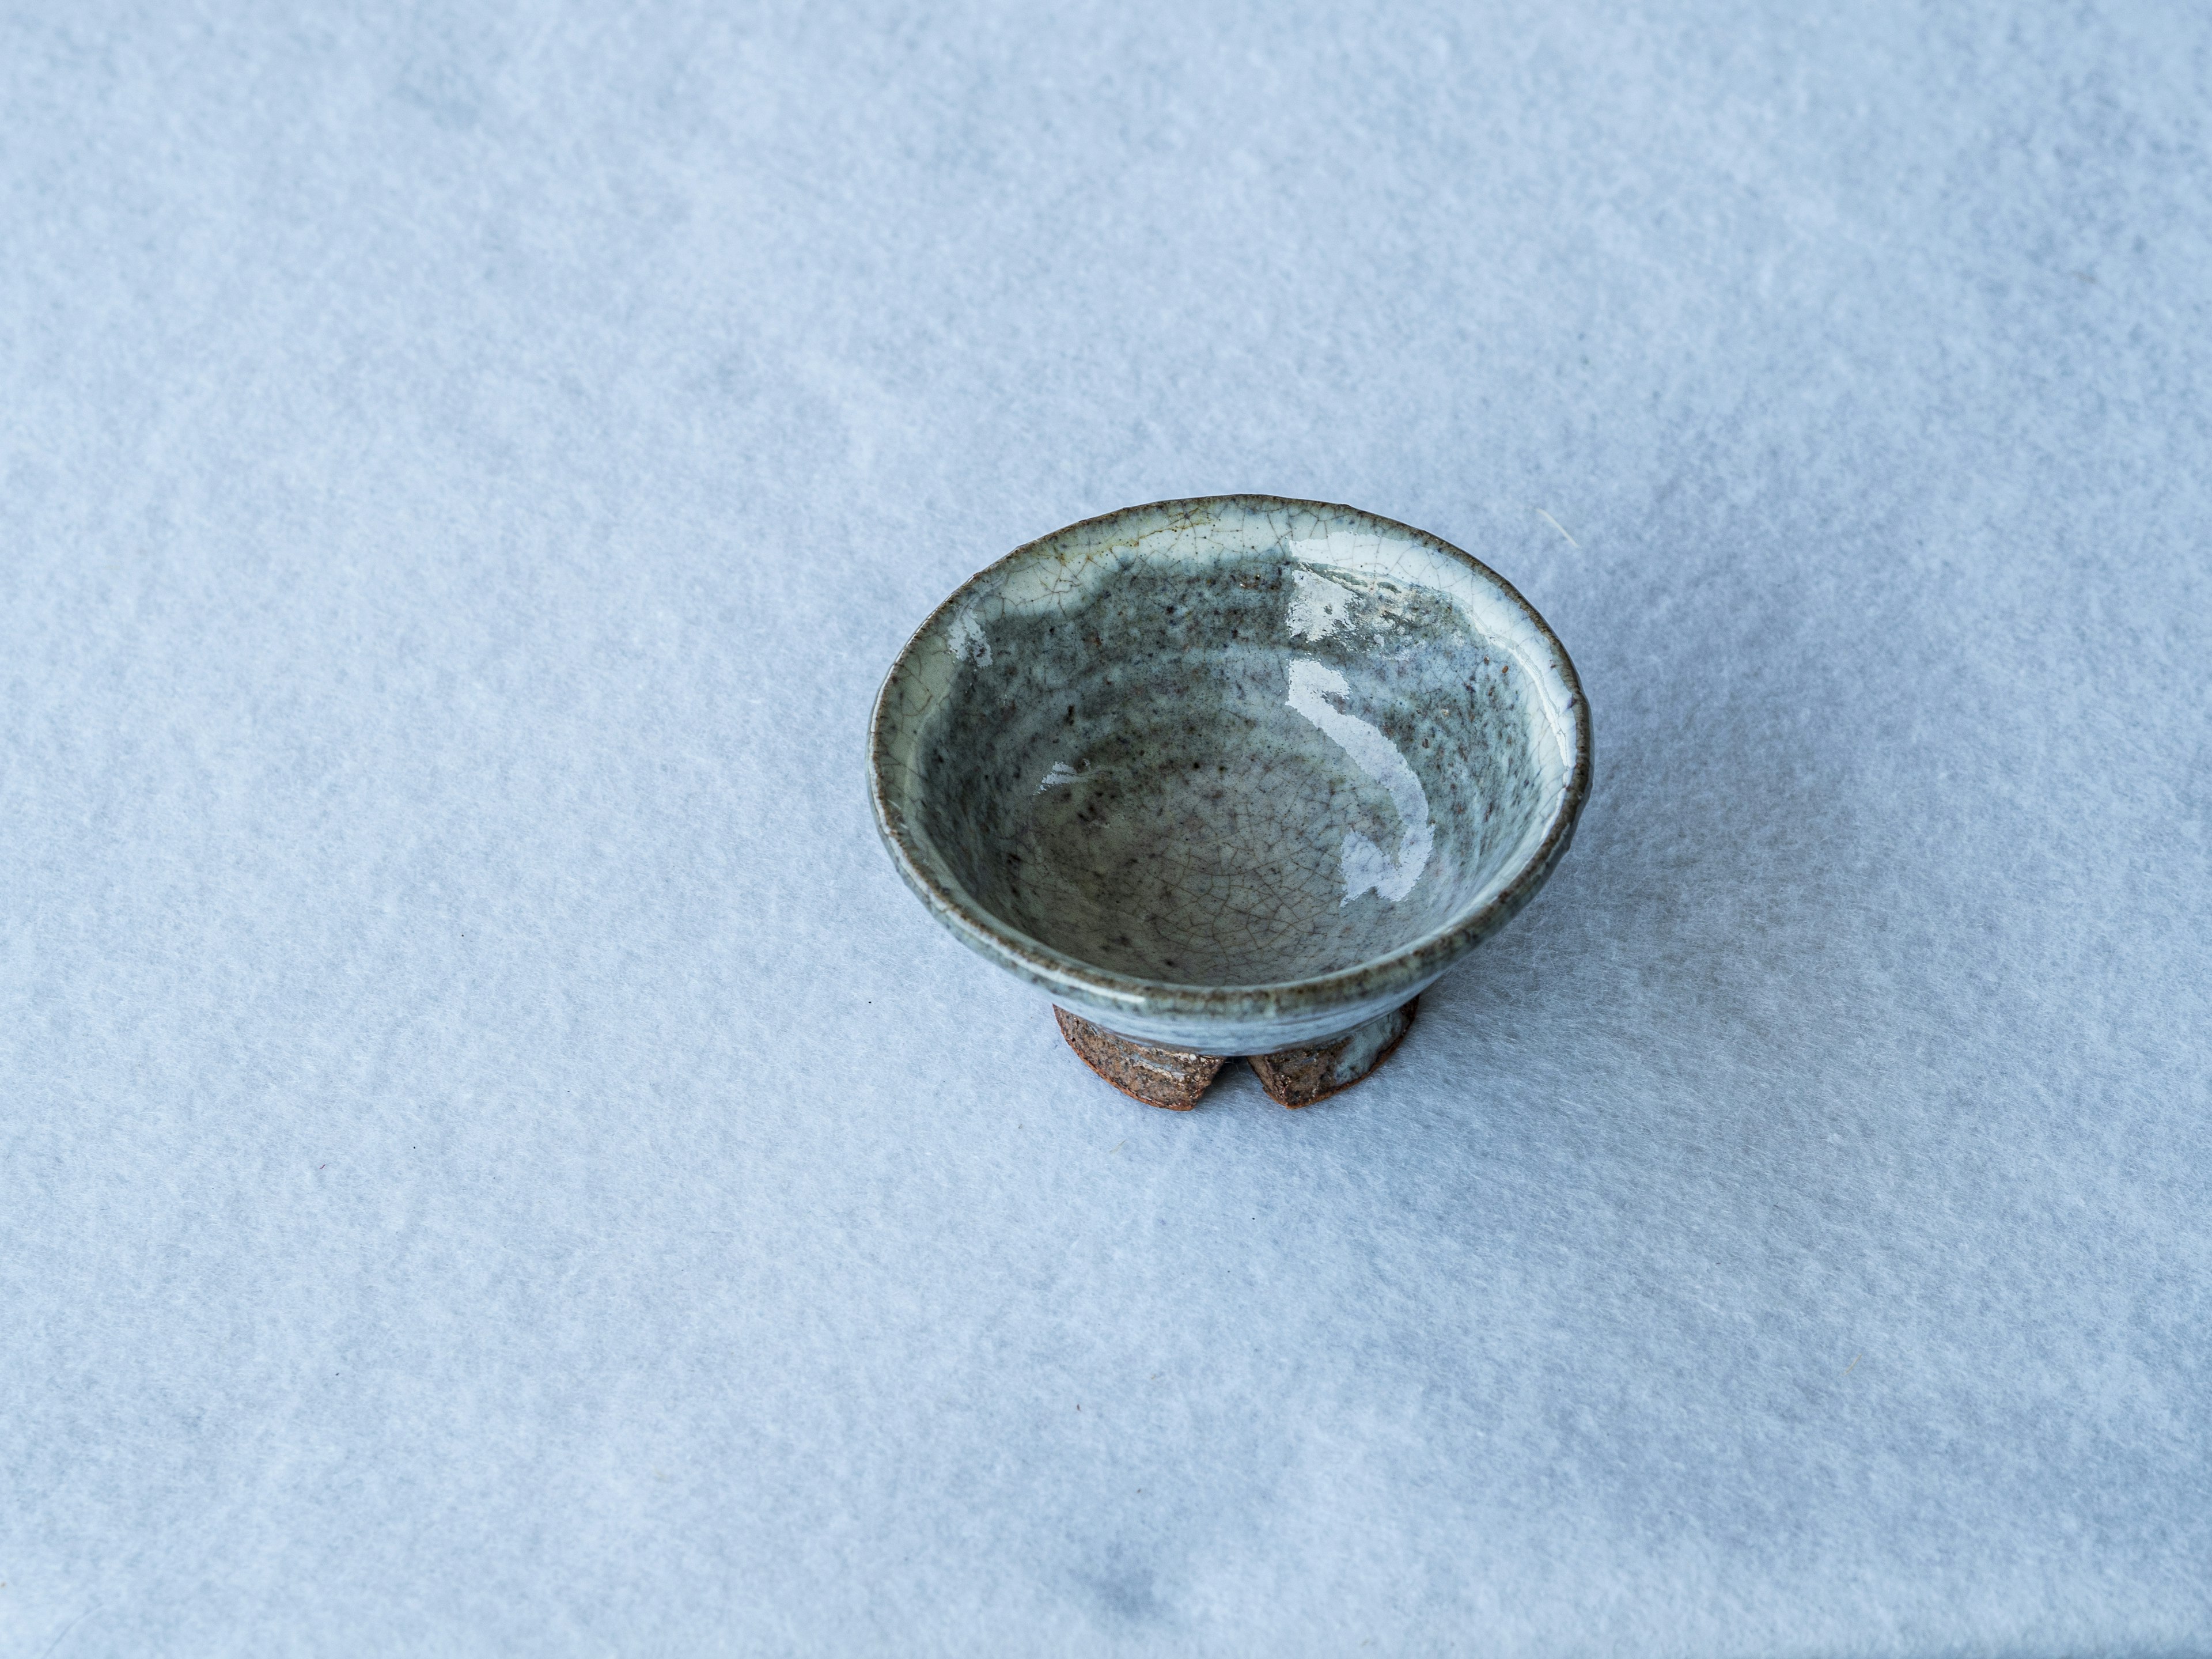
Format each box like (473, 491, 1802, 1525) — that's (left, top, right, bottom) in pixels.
(868, 497, 1592, 1054)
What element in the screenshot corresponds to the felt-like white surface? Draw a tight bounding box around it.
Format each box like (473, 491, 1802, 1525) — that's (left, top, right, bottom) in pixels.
(3, 3, 2209, 1654)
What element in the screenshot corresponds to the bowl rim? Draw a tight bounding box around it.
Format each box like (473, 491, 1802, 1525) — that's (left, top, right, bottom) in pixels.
(866, 494, 1594, 1033)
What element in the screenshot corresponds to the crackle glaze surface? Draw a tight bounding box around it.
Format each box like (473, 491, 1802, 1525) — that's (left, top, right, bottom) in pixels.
(869, 497, 1591, 1051)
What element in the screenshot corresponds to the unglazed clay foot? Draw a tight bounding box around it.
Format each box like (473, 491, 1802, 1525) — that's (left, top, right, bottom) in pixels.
(1055, 1006, 1225, 1110)
(1247, 998, 1416, 1108)
(1056, 1000, 1416, 1111)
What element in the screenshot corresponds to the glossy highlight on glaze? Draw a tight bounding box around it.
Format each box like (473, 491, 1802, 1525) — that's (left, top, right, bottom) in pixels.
(1285, 657, 1434, 906)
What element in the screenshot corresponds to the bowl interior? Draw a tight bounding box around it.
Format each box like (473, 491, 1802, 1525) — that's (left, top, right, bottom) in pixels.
(874, 501, 1580, 991)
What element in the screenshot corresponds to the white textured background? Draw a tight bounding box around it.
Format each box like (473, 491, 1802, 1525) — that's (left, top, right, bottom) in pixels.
(5, 2, 2209, 1653)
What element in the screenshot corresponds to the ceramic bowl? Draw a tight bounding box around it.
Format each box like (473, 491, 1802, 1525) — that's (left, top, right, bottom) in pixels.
(868, 496, 1592, 1107)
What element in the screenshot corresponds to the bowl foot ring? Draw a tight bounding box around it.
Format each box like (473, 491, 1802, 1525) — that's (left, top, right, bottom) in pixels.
(1053, 999, 1417, 1111)
(1052, 1006, 1223, 1109)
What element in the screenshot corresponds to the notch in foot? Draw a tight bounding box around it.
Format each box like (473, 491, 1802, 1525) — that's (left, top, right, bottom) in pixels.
(1055, 1000, 1418, 1111)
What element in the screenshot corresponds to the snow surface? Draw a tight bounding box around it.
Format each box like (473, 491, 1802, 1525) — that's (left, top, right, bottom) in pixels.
(3, 1, 2209, 1653)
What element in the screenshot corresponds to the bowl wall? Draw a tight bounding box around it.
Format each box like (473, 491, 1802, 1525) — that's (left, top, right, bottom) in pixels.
(870, 498, 1589, 1051)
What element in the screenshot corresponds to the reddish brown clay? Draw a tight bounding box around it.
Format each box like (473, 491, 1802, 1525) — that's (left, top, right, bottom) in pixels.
(1247, 999, 1417, 1108)
(1054, 1006, 1225, 1109)
(1054, 999, 1417, 1111)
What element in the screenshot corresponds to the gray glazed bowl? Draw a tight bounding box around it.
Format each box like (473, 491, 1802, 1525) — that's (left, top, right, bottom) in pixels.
(868, 496, 1592, 1056)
